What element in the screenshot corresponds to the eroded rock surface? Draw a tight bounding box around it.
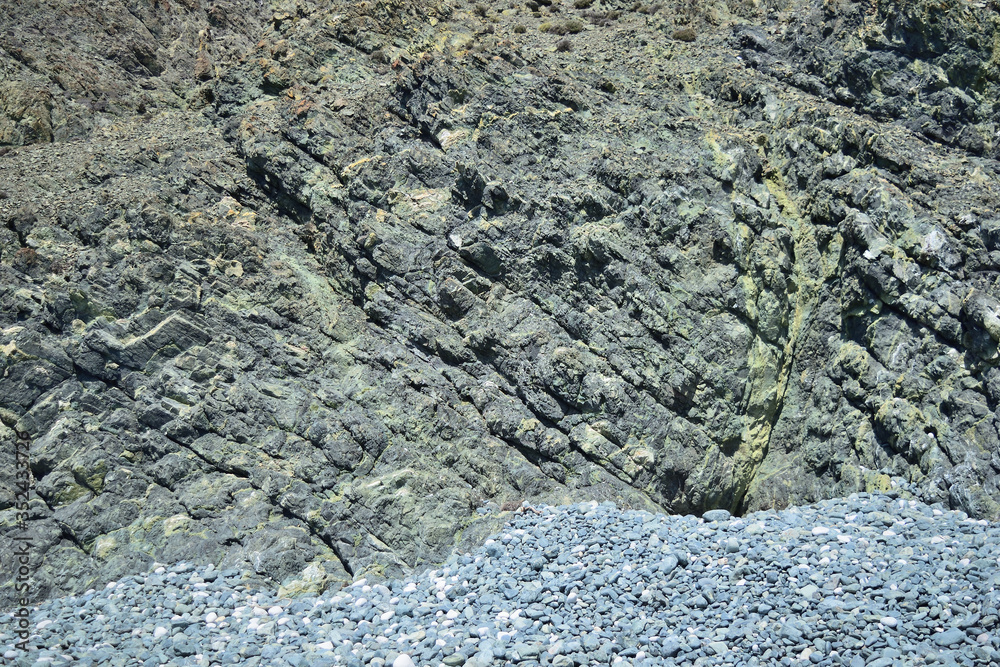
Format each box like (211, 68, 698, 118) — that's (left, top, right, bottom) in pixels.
(2, 0, 1000, 606)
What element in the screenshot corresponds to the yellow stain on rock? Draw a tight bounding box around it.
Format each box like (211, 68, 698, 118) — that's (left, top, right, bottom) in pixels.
(727, 141, 835, 510)
(94, 535, 118, 560)
(341, 155, 384, 177)
(163, 514, 190, 537)
(436, 128, 470, 150)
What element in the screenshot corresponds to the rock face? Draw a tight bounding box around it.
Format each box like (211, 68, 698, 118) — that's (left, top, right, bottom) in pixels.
(2, 0, 999, 606)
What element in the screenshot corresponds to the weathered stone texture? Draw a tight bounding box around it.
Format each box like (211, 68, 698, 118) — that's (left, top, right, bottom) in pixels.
(2, 0, 999, 606)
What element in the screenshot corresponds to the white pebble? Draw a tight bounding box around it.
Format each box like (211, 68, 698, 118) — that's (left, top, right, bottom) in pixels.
(268, 606, 284, 616)
(153, 627, 168, 639)
(393, 655, 416, 667)
(811, 527, 830, 535)
(205, 612, 218, 624)
(881, 617, 898, 628)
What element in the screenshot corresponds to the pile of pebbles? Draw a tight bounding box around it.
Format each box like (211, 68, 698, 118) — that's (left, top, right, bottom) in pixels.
(5, 492, 1000, 666)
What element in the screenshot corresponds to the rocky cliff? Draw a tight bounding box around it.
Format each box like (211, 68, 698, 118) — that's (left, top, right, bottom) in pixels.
(2, 0, 999, 606)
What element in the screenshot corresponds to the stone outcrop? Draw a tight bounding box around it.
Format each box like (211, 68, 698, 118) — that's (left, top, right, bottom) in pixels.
(2, 0, 999, 606)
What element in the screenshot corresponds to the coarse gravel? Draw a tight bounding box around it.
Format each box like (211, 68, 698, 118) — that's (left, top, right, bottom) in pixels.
(4, 492, 999, 667)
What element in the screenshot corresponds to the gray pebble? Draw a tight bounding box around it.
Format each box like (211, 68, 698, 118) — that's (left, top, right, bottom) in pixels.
(8, 494, 999, 667)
